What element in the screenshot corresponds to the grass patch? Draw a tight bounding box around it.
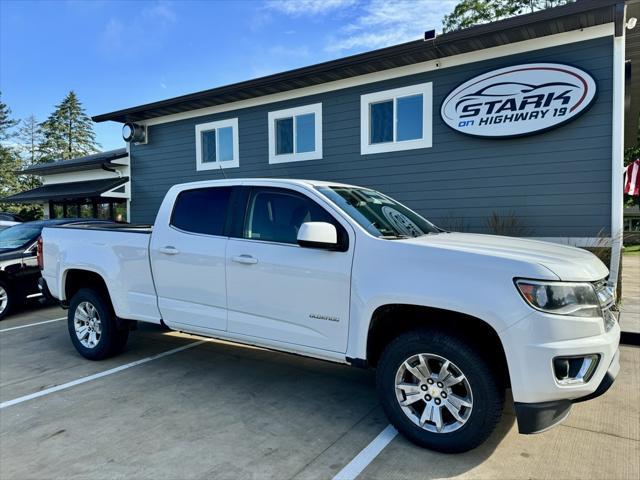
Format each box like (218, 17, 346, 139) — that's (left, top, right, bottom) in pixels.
(623, 245, 640, 255)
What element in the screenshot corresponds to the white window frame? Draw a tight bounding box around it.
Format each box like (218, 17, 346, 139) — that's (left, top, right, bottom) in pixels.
(268, 103, 322, 164)
(360, 82, 433, 155)
(195, 118, 239, 170)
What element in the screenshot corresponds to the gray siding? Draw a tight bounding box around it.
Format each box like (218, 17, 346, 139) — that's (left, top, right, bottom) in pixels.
(130, 36, 613, 237)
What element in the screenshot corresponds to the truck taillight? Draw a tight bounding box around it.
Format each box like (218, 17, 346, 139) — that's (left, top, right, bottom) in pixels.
(37, 236, 44, 270)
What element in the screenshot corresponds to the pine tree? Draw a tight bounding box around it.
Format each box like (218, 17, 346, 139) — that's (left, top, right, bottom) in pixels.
(0, 94, 20, 197)
(0, 92, 18, 142)
(443, 0, 573, 32)
(17, 115, 44, 167)
(39, 91, 100, 161)
(0, 95, 42, 219)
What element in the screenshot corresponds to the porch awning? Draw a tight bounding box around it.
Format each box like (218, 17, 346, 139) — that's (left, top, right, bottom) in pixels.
(19, 148, 128, 175)
(1, 177, 129, 203)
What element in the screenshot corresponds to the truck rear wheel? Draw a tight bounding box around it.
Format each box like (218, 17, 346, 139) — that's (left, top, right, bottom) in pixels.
(68, 288, 129, 360)
(376, 329, 504, 453)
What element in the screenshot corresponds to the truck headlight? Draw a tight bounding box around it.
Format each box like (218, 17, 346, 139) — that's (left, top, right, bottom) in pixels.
(515, 280, 601, 318)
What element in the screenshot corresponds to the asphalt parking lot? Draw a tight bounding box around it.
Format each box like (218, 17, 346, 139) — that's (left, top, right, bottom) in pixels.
(0, 303, 638, 480)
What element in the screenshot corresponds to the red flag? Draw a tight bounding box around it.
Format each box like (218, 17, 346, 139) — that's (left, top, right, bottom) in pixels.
(624, 159, 640, 196)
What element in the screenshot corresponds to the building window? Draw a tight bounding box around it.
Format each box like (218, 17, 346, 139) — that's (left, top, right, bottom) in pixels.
(360, 82, 432, 155)
(195, 118, 239, 170)
(268, 103, 322, 164)
(49, 199, 127, 222)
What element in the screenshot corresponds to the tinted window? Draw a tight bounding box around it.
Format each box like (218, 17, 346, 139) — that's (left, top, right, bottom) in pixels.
(318, 186, 439, 238)
(244, 189, 337, 244)
(0, 224, 42, 249)
(171, 187, 232, 235)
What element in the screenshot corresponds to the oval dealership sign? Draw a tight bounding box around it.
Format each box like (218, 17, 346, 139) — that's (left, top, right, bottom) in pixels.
(440, 63, 597, 138)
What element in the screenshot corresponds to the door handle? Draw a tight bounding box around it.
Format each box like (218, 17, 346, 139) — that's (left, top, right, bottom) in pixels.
(159, 246, 180, 255)
(232, 254, 258, 265)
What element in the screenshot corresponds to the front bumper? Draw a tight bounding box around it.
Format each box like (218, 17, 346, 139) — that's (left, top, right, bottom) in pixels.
(515, 348, 620, 434)
(501, 308, 621, 404)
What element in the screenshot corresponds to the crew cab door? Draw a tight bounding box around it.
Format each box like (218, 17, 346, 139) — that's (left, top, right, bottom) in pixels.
(226, 186, 353, 353)
(150, 186, 233, 332)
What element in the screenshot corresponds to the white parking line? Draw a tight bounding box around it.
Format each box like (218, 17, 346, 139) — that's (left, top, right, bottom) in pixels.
(332, 424, 398, 480)
(0, 339, 207, 409)
(0, 317, 66, 333)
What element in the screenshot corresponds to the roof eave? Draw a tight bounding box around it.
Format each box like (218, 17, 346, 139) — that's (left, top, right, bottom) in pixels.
(92, 0, 624, 124)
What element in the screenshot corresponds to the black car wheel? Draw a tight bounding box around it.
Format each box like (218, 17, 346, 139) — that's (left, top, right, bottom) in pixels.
(0, 280, 12, 320)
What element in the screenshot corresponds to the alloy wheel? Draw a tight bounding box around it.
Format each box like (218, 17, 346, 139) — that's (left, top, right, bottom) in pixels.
(0, 285, 7, 316)
(73, 301, 102, 348)
(395, 353, 473, 433)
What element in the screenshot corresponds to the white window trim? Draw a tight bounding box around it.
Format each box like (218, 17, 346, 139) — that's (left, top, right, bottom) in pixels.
(195, 118, 239, 170)
(360, 82, 432, 155)
(268, 103, 322, 164)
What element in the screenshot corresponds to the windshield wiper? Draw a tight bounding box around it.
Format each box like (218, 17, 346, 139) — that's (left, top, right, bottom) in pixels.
(379, 235, 410, 240)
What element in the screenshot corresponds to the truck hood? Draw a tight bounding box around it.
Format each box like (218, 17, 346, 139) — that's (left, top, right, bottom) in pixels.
(400, 233, 608, 281)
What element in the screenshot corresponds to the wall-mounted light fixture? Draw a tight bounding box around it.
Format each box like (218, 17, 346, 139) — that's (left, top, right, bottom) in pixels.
(122, 122, 147, 144)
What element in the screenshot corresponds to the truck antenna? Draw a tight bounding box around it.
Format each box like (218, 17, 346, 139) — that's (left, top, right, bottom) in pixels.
(218, 162, 228, 180)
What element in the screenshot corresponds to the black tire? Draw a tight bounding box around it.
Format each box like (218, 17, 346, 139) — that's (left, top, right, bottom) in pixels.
(376, 329, 504, 453)
(0, 280, 12, 321)
(68, 288, 129, 360)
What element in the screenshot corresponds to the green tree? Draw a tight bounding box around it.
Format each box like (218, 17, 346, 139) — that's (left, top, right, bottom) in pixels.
(0, 95, 42, 220)
(17, 115, 44, 167)
(39, 91, 100, 161)
(443, 0, 573, 32)
(16, 115, 45, 205)
(0, 92, 18, 141)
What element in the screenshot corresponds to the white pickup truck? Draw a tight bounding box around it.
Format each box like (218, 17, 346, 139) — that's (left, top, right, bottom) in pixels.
(40, 179, 620, 452)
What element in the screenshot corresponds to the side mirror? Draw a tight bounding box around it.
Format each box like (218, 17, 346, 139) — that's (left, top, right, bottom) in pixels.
(297, 222, 339, 250)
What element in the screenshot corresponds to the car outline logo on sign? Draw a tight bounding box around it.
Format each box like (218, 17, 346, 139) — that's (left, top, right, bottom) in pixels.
(440, 63, 597, 138)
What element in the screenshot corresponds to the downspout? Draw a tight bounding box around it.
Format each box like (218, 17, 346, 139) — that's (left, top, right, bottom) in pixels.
(609, 3, 626, 288)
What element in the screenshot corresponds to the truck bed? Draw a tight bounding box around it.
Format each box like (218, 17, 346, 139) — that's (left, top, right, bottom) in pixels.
(41, 224, 161, 323)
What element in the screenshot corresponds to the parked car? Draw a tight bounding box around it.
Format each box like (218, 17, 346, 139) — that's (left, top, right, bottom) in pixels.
(40, 179, 620, 453)
(0, 212, 24, 231)
(0, 219, 111, 319)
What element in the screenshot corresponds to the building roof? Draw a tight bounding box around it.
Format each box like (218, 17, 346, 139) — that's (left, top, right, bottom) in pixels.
(93, 0, 626, 124)
(1, 177, 129, 203)
(21, 148, 128, 175)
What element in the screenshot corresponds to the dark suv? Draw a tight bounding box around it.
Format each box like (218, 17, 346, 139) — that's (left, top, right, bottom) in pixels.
(0, 219, 110, 319)
(0, 212, 24, 231)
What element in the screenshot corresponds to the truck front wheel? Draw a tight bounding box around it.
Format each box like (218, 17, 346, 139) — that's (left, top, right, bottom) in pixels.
(376, 329, 504, 453)
(68, 288, 129, 360)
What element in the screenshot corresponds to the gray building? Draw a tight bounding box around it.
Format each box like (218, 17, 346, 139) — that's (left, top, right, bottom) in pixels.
(8, 0, 639, 280)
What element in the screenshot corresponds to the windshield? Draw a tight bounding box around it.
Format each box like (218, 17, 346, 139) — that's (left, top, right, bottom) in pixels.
(0, 224, 42, 250)
(317, 186, 439, 238)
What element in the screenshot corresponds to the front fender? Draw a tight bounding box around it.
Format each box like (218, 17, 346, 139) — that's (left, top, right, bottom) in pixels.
(345, 237, 552, 361)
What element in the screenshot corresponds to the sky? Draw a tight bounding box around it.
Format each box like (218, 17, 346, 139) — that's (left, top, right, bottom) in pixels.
(0, 0, 456, 151)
